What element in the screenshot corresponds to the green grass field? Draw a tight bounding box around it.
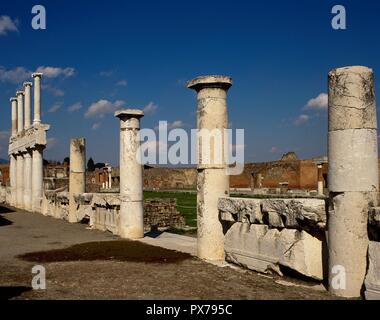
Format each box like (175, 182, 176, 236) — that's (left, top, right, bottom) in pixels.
(144, 191, 197, 228)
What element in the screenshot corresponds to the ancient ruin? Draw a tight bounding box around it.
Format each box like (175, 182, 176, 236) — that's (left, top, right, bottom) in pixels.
(1, 67, 380, 300)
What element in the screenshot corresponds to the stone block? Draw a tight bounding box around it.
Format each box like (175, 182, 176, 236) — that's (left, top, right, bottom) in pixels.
(224, 223, 323, 280)
(365, 241, 380, 300)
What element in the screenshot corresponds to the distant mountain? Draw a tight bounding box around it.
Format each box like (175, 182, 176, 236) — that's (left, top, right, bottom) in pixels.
(0, 158, 9, 164)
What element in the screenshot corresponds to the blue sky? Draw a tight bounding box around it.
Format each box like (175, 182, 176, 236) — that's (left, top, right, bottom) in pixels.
(0, 0, 379, 165)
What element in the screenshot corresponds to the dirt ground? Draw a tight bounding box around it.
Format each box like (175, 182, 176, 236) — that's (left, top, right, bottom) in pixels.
(0, 206, 338, 300)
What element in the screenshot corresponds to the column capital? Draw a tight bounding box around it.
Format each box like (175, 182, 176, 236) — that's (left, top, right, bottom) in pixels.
(32, 72, 43, 78)
(187, 75, 233, 92)
(115, 109, 144, 120)
(16, 90, 24, 96)
(23, 81, 33, 88)
(10, 97, 17, 102)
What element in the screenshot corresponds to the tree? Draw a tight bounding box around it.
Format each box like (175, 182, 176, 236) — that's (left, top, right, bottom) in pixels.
(94, 162, 106, 169)
(63, 157, 70, 165)
(87, 158, 95, 172)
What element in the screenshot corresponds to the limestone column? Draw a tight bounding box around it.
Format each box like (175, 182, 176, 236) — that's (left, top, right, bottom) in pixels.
(32, 146, 44, 212)
(317, 164, 324, 195)
(328, 66, 379, 298)
(187, 75, 232, 261)
(32, 73, 42, 125)
(115, 109, 144, 239)
(16, 153, 24, 209)
(16, 91, 24, 133)
(108, 167, 112, 189)
(10, 97, 17, 136)
(9, 154, 17, 206)
(68, 138, 86, 223)
(24, 150, 33, 211)
(23, 82, 32, 129)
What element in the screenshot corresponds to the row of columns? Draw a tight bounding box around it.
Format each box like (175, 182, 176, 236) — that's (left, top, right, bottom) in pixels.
(9, 73, 44, 212)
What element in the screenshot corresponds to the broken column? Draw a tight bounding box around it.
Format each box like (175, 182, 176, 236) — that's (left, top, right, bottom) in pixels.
(32, 73, 42, 125)
(23, 82, 32, 129)
(317, 164, 324, 195)
(68, 138, 86, 223)
(328, 66, 379, 297)
(115, 109, 144, 239)
(187, 75, 232, 261)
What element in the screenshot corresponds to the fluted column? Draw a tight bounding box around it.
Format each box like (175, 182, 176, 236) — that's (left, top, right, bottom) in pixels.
(16, 91, 24, 133)
(23, 82, 32, 129)
(115, 109, 144, 239)
(10, 97, 17, 136)
(32, 146, 44, 212)
(68, 138, 86, 223)
(24, 150, 33, 211)
(32, 73, 42, 125)
(187, 75, 232, 261)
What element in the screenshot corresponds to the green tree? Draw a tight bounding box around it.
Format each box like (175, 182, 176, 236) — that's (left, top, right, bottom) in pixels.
(87, 157, 95, 172)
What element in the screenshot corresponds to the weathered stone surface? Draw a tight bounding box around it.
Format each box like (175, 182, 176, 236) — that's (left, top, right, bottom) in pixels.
(224, 223, 323, 280)
(365, 241, 380, 300)
(218, 197, 262, 224)
(218, 197, 326, 232)
(369, 207, 380, 241)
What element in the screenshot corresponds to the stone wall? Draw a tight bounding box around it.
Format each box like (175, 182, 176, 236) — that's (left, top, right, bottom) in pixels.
(366, 207, 380, 299)
(39, 190, 185, 234)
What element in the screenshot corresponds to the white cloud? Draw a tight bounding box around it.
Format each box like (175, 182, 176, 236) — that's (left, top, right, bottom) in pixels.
(116, 80, 127, 86)
(305, 93, 328, 111)
(46, 137, 58, 150)
(99, 70, 113, 77)
(42, 84, 64, 97)
(35, 66, 75, 78)
(294, 114, 310, 126)
(0, 16, 18, 36)
(85, 99, 125, 118)
(48, 102, 63, 113)
(154, 120, 184, 131)
(143, 101, 158, 115)
(270, 146, 279, 153)
(67, 102, 83, 113)
(0, 66, 29, 83)
(92, 122, 101, 130)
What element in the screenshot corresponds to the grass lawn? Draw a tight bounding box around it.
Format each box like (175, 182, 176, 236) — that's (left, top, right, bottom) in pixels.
(144, 191, 197, 229)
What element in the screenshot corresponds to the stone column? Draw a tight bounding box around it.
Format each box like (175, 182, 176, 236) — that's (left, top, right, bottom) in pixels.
(68, 138, 86, 223)
(16, 153, 24, 209)
(23, 82, 33, 129)
(16, 91, 24, 133)
(23, 150, 33, 211)
(32, 73, 42, 125)
(108, 167, 112, 189)
(32, 146, 44, 213)
(9, 154, 17, 206)
(328, 66, 379, 298)
(10, 97, 17, 136)
(115, 109, 144, 239)
(187, 75, 232, 261)
(317, 164, 324, 195)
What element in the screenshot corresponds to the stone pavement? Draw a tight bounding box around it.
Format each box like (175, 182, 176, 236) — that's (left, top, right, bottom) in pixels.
(0, 206, 338, 300)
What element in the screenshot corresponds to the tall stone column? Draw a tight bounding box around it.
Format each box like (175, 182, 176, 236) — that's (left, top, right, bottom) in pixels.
(115, 109, 144, 239)
(32, 146, 44, 213)
(10, 97, 17, 136)
(187, 75, 232, 261)
(32, 73, 42, 125)
(16, 91, 24, 133)
(23, 82, 33, 129)
(16, 153, 24, 209)
(328, 66, 379, 298)
(108, 167, 112, 189)
(68, 138, 86, 223)
(24, 150, 33, 211)
(9, 154, 17, 206)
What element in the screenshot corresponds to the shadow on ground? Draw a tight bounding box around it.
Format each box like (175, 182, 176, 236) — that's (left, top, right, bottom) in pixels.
(0, 206, 14, 226)
(0, 286, 32, 300)
(18, 240, 192, 264)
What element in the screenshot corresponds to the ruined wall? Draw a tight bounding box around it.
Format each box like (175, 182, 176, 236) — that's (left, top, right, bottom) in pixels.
(143, 167, 197, 190)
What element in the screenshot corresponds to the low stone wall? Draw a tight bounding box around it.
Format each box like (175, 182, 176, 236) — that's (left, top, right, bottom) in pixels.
(40, 191, 185, 235)
(218, 196, 327, 280)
